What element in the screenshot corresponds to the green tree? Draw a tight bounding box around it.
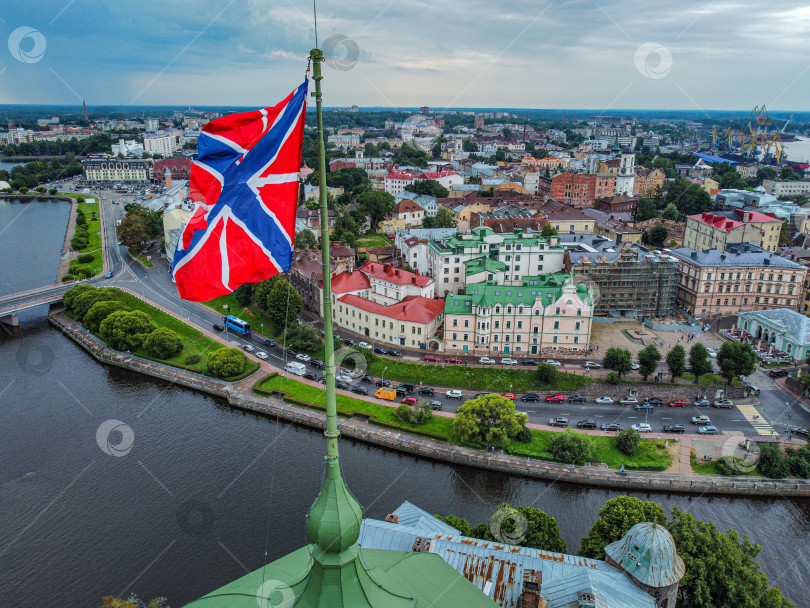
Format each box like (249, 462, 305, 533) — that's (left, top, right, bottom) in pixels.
(549, 431, 594, 465)
(637, 344, 661, 381)
(578, 496, 666, 559)
(688, 343, 713, 384)
(143, 328, 184, 359)
(429, 205, 457, 228)
(409, 179, 449, 198)
(263, 279, 303, 330)
(667, 506, 794, 608)
(666, 344, 686, 382)
(779, 219, 791, 245)
(357, 190, 395, 230)
(63, 284, 97, 312)
(117, 213, 152, 250)
(206, 347, 247, 379)
(332, 207, 360, 248)
(495, 503, 566, 552)
(364, 142, 378, 156)
(617, 429, 641, 456)
(536, 362, 558, 385)
(501, 127, 513, 138)
(72, 288, 119, 320)
(758, 443, 790, 479)
(83, 300, 129, 333)
(295, 229, 317, 250)
(286, 321, 322, 353)
(453, 394, 527, 449)
(435, 514, 471, 536)
(252, 277, 280, 312)
(635, 198, 658, 222)
(462, 139, 478, 152)
(540, 223, 558, 238)
(660, 202, 682, 221)
(716, 341, 757, 385)
(780, 165, 800, 181)
(233, 283, 253, 307)
(603, 347, 632, 378)
(660, 176, 711, 216)
(644, 224, 668, 247)
(99, 310, 156, 351)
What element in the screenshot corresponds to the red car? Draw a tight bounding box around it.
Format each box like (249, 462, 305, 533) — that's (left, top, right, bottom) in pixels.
(445, 357, 462, 364)
(546, 394, 565, 402)
(668, 399, 686, 407)
(424, 355, 441, 362)
(501, 392, 516, 400)
(401, 397, 418, 405)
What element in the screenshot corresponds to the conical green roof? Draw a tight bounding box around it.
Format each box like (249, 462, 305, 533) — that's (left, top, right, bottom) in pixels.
(305, 459, 363, 553)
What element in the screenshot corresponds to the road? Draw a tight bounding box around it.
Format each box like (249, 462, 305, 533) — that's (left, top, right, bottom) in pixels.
(36, 181, 810, 440)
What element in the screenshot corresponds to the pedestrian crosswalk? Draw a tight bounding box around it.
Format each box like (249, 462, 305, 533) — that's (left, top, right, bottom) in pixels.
(737, 404, 774, 435)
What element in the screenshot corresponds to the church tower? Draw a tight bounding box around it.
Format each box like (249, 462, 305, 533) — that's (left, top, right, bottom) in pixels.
(615, 148, 635, 196)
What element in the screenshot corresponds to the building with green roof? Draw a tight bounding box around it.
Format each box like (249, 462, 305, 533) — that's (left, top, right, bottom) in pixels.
(426, 226, 565, 296)
(439, 272, 594, 356)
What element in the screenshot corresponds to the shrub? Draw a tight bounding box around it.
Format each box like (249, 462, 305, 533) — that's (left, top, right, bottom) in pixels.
(207, 347, 247, 379)
(537, 362, 558, 385)
(49, 188, 57, 195)
(785, 446, 810, 478)
(758, 443, 790, 479)
(99, 310, 157, 351)
(36, 186, 46, 193)
(70, 236, 88, 249)
(83, 300, 129, 332)
(143, 328, 184, 359)
(61, 274, 76, 282)
(184, 353, 202, 365)
(77, 253, 95, 263)
(617, 429, 641, 456)
(549, 431, 594, 465)
(72, 287, 118, 319)
(18, 187, 28, 194)
(515, 427, 533, 443)
(395, 403, 413, 424)
(606, 371, 620, 384)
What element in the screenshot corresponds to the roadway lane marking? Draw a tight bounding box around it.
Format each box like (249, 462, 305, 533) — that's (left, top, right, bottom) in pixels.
(737, 404, 775, 435)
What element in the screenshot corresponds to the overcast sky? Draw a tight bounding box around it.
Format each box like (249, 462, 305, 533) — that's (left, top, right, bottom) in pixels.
(2, 0, 810, 112)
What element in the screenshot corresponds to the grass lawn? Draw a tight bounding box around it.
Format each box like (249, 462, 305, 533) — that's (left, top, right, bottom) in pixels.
(252, 373, 669, 470)
(681, 372, 741, 387)
(68, 200, 103, 278)
(689, 452, 761, 476)
(366, 358, 592, 392)
(203, 294, 278, 337)
(357, 233, 392, 249)
(128, 247, 154, 268)
(72, 287, 260, 381)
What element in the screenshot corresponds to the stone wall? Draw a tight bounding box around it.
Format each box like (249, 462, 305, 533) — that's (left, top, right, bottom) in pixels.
(562, 381, 748, 402)
(50, 313, 810, 497)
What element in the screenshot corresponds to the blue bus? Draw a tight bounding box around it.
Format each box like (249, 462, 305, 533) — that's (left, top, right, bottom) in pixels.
(223, 315, 251, 335)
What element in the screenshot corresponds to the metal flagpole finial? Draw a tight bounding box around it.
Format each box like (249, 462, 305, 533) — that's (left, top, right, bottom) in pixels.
(313, 0, 319, 48)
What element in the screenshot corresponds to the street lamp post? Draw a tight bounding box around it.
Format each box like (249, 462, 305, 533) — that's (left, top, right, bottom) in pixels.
(382, 366, 388, 386)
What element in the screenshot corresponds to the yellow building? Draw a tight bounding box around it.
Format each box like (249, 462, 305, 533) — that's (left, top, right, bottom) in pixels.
(635, 167, 666, 198)
(683, 210, 783, 253)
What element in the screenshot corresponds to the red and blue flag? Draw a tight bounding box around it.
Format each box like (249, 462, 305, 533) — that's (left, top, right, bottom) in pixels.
(172, 80, 308, 302)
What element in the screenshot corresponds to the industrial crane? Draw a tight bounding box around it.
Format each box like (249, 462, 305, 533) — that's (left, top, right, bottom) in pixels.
(751, 105, 772, 129)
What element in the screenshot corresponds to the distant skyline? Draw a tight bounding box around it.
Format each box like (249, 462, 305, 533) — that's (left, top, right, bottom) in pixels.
(3, 1, 810, 112)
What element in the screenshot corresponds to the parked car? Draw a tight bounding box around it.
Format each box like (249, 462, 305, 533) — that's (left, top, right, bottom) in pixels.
(375, 379, 391, 387)
(388, 349, 401, 358)
(255, 351, 268, 360)
(576, 419, 597, 429)
(663, 424, 685, 433)
(444, 357, 462, 364)
(713, 399, 734, 408)
(401, 397, 419, 405)
(601, 422, 622, 431)
(343, 338, 356, 346)
(418, 387, 435, 395)
(105, 271, 114, 278)
(400, 382, 415, 392)
(698, 425, 718, 435)
(351, 386, 369, 395)
(358, 342, 372, 350)
(791, 427, 808, 439)
(501, 392, 516, 400)
(693, 397, 711, 407)
(424, 355, 441, 362)
(521, 394, 540, 402)
(296, 353, 311, 362)
(242, 344, 255, 352)
(544, 359, 561, 366)
(395, 387, 410, 397)
(568, 395, 587, 403)
(446, 389, 463, 399)
(634, 402, 655, 411)
(213, 323, 224, 331)
(474, 393, 491, 398)
(310, 359, 325, 369)
(521, 359, 536, 366)
(768, 369, 790, 378)
(361, 375, 373, 383)
(630, 362, 640, 370)
(644, 398, 664, 407)
(545, 394, 565, 402)
(584, 361, 602, 369)
(595, 396, 614, 405)
(706, 347, 717, 358)
(619, 397, 638, 405)
(303, 372, 317, 381)
(500, 358, 519, 365)
(335, 380, 349, 390)
(429, 400, 443, 411)
(668, 399, 686, 407)
(373, 347, 388, 355)
(335, 373, 353, 384)
(691, 415, 712, 425)
(631, 422, 652, 433)
(479, 357, 496, 365)
(548, 417, 570, 427)
(263, 338, 276, 347)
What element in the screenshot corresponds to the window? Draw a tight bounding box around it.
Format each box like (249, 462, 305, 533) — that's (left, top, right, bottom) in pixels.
(575, 321, 581, 330)
(494, 321, 500, 329)
(506, 321, 511, 329)
(553, 336, 558, 344)
(452, 333, 457, 340)
(517, 321, 523, 329)
(464, 319, 469, 328)
(555, 307, 560, 314)
(577, 308, 582, 315)
(553, 321, 559, 329)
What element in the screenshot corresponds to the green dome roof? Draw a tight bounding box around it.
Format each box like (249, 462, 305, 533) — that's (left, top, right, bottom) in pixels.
(306, 459, 363, 553)
(605, 522, 685, 588)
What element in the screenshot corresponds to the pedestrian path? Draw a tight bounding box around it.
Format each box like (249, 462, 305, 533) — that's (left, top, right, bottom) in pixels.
(737, 404, 774, 435)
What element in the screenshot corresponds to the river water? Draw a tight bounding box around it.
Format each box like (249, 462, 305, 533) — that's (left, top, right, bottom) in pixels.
(1, 203, 809, 608)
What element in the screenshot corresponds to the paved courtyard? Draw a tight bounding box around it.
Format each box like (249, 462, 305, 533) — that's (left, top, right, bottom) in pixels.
(589, 321, 725, 358)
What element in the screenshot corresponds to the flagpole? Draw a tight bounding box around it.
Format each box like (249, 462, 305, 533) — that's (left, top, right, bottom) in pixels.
(310, 48, 340, 462)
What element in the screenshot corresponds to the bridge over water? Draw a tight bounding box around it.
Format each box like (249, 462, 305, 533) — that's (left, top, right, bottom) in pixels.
(0, 280, 100, 326)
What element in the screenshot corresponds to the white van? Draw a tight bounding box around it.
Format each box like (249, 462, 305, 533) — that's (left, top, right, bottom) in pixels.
(284, 362, 307, 376)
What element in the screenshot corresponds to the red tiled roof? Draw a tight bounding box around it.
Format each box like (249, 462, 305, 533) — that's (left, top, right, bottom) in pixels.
(689, 212, 743, 232)
(338, 294, 444, 324)
(331, 270, 370, 293)
(545, 210, 591, 221)
(386, 170, 415, 180)
(359, 261, 432, 287)
(735, 209, 781, 223)
(415, 170, 459, 179)
(394, 199, 423, 214)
